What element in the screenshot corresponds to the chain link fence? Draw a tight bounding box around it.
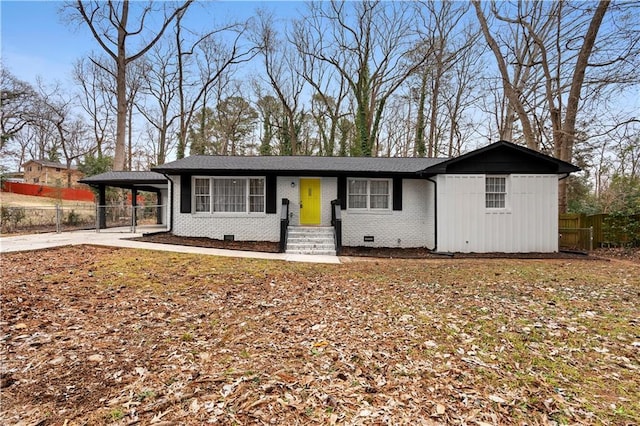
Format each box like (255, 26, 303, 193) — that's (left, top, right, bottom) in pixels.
(1, 204, 166, 234)
(1, 205, 96, 234)
(95, 204, 166, 233)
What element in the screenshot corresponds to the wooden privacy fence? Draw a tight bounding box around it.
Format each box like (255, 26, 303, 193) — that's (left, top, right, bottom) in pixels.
(559, 213, 640, 250)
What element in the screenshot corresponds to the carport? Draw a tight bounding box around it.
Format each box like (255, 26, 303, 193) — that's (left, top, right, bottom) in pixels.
(79, 171, 169, 230)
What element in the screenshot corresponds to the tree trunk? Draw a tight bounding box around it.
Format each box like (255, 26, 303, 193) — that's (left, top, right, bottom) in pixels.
(113, 1, 129, 171)
(557, 0, 610, 213)
(473, 1, 537, 149)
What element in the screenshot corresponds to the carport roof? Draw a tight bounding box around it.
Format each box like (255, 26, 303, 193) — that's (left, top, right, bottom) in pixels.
(79, 171, 167, 191)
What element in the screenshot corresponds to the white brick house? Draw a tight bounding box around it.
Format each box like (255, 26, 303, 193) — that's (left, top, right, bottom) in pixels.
(149, 141, 579, 254)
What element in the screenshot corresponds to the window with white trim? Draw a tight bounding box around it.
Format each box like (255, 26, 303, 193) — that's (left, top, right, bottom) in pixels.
(485, 176, 507, 209)
(347, 179, 390, 210)
(194, 178, 211, 212)
(193, 177, 265, 213)
(248, 178, 265, 212)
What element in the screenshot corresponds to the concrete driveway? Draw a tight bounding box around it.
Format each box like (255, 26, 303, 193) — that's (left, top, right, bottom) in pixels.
(0, 226, 341, 264)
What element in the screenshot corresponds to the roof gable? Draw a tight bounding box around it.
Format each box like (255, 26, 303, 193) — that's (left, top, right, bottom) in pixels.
(420, 140, 580, 175)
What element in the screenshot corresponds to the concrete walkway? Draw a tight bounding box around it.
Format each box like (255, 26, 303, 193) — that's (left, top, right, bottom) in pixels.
(0, 226, 341, 264)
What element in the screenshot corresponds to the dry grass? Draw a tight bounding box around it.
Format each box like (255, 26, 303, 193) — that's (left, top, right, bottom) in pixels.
(0, 192, 96, 233)
(1, 246, 639, 425)
(0, 192, 94, 209)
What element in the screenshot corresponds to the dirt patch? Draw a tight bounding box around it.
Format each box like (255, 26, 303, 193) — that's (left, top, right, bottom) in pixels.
(0, 191, 94, 208)
(2, 246, 638, 424)
(340, 245, 593, 259)
(135, 232, 594, 260)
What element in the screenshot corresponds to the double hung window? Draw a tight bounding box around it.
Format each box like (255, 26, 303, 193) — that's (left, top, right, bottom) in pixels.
(193, 177, 265, 213)
(347, 179, 390, 210)
(485, 176, 507, 209)
(194, 178, 211, 213)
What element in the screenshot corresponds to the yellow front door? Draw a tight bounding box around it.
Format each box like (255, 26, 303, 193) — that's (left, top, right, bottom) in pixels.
(299, 178, 321, 225)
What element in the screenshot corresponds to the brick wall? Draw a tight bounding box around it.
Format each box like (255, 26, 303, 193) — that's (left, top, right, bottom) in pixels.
(171, 175, 281, 241)
(342, 179, 435, 248)
(169, 175, 436, 248)
(23, 164, 83, 187)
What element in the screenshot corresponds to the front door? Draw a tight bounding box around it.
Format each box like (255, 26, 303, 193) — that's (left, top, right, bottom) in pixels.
(299, 178, 321, 225)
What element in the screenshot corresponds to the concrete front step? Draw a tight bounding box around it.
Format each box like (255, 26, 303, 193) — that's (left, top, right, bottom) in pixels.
(286, 236, 335, 242)
(286, 250, 337, 256)
(286, 226, 336, 255)
(287, 243, 336, 251)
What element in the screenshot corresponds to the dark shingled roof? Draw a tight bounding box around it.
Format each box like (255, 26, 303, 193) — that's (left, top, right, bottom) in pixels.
(418, 140, 581, 175)
(153, 156, 449, 177)
(79, 171, 167, 190)
(23, 159, 78, 170)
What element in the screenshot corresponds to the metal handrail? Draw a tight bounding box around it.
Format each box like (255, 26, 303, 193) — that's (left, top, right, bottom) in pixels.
(331, 199, 342, 255)
(279, 199, 290, 252)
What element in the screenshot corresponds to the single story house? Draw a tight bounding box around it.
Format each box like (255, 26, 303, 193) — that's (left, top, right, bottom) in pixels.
(141, 140, 578, 254)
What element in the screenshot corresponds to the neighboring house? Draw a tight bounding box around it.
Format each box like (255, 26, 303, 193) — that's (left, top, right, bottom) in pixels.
(147, 140, 579, 254)
(1, 171, 24, 183)
(22, 160, 84, 187)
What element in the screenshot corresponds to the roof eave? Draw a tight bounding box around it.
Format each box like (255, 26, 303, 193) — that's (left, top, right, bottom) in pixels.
(152, 167, 427, 178)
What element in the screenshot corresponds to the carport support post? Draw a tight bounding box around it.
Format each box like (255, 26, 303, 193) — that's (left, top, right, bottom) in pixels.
(98, 185, 107, 229)
(156, 191, 162, 224)
(131, 188, 138, 231)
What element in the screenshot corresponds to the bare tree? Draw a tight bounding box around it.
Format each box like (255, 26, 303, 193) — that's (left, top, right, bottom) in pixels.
(173, 6, 256, 159)
(412, 1, 475, 157)
(125, 60, 146, 170)
(73, 56, 115, 157)
(253, 10, 306, 155)
(292, 17, 350, 156)
(135, 43, 180, 165)
(70, 0, 192, 170)
(1, 68, 36, 151)
(254, 92, 280, 155)
(473, 0, 626, 212)
(34, 82, 94, 187)
(296, 1, 427, 156)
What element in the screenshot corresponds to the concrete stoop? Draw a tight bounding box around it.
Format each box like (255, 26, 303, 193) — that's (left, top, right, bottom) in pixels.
(285, 226, 336, 255)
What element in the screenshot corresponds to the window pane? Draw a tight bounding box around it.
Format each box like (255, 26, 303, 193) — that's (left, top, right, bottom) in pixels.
(485, 193, 505, 208)
(369, 180, 389, 209)
(213, 179, 246, 212)
(194, 178, 210, 212)
(249, 178, 265, 213)
(348, 179, 367, 208)
(370, 195, 389, 209)
(485, 176, 506, 208)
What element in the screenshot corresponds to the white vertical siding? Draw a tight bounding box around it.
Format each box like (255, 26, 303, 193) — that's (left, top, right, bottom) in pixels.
(437, 174, 559, 253)
(342, 179, 435, 248)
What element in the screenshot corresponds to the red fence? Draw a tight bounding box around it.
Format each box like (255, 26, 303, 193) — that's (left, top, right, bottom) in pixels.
(2, 181, 95, 202)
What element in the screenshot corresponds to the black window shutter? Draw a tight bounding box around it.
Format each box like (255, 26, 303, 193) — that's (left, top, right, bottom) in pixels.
(393, 178, 402, 211)
(265, 175, 277, 214)
(337, 176, 347, 209)
(180, 175, 191, 213)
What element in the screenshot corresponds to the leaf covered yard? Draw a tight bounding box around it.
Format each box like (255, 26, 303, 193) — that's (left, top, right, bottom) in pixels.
(1, 247, 638, 425)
